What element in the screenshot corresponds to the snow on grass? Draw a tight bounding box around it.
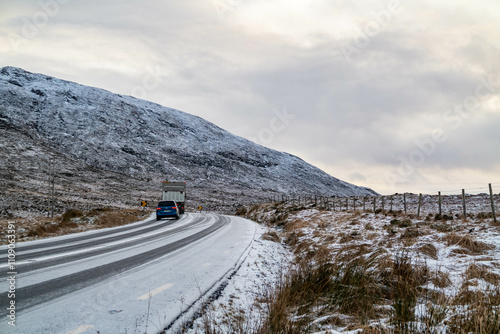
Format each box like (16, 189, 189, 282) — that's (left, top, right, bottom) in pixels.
(185, 223, 292, 333)
(204, 195, 500, 333)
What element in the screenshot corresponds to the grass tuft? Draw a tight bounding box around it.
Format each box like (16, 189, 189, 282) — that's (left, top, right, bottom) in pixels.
(444, 233, 494, 255)
(417, 243, 438, 260)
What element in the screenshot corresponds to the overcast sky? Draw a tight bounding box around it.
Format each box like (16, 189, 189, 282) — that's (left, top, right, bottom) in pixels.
(1, 0, 499, 195)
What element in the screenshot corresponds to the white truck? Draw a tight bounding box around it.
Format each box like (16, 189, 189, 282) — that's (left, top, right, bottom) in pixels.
(161, 181, 186, 214)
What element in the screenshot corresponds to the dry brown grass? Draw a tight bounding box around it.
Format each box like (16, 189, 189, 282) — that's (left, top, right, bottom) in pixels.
(235, 206, 248, 216)
(269, 213, 289, 227)
(303, 244, 331, 263)
(284, 230, 305, 248)
(431, 270, 452, 288)
(335, 243, 374, 261)
(284, 218, 311, 232)
(338, 231, 364, 244)
(246, 205, 261, 216)
(2, 208, 150, 242)
(465, 263, 500, 285)
(449, 285, 500, 333)
(431, 223, 454, 232)
(322, 234, 336, 243)
(417, 243, 438, 260)
(364, 222, 374, 230)
(215, 202, 500, 333)
(359, 325, 389, 334)
(444, 233, 495, 255)
(292, 239, 313, 256)
(257, 252, 340, 333)
(389, 251, 430, 331)
(262, 230, 280, 243)
(61, 209, 84, 222)
(366, 233, 379, 241)
(27, 221, 65, 237)
(93, 209, 147, 227)
(401, 227, 421, 240)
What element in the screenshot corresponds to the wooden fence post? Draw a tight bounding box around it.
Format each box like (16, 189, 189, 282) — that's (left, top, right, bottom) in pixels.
(390, 196, 394, 212)
(490, 184, 497, 223)
(363, 197, 366, 212)
(417, 193, 422, 217)
(404, 193, 407, 214)
(462, 189, 467, 220)
(346, 197, 349, 212)
(381, 196, 385, 212)
(438, 191, 442, 216)
(373, 197, 376, 213)
(353, 198, 357, 212)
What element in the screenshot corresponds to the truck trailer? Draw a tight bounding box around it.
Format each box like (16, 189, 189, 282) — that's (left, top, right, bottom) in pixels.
(161, 181, 186, 214)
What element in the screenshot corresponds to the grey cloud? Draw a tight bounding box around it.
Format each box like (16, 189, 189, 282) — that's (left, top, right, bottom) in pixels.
(2, 0, 499, 193)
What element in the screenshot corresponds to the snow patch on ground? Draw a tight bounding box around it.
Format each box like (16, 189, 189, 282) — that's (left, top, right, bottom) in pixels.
(186, 223, 292, 333)
(233, 195, 500, 333)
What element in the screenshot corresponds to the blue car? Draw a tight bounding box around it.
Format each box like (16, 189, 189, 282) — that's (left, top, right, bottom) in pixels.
(156, 200, 180, 220)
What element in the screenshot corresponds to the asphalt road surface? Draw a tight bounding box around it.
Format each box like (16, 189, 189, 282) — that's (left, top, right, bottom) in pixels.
(0, 213, 258, 334)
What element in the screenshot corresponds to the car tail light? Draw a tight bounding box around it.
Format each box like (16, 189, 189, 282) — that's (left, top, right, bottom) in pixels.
(156, 207, 161, 210)
(172, 206, 177, 209)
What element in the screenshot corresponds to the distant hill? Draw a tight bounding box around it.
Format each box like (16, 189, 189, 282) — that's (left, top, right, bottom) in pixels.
(0, 66, 377, 216)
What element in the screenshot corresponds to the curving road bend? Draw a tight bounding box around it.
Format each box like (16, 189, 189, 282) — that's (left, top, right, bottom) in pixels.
(0, 213, 258, 334)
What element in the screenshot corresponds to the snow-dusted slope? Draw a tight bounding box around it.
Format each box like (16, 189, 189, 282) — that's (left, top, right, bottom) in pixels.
(0, 66, 376, 214)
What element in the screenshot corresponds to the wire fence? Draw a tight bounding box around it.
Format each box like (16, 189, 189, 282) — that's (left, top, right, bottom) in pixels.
(266, 183, 499, 223)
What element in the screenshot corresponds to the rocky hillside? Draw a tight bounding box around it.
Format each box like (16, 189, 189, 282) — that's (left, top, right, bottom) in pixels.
(0, 66, 376, 216)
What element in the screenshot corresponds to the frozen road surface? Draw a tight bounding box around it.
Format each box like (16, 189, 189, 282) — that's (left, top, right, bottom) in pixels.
(0, 213, 258, 333)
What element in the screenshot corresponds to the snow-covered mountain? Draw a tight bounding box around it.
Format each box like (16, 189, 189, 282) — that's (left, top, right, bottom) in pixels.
(0, 66, 376, 215)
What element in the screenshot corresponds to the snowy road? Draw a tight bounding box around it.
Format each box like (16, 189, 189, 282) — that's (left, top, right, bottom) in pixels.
(0, 213, 258, 334)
